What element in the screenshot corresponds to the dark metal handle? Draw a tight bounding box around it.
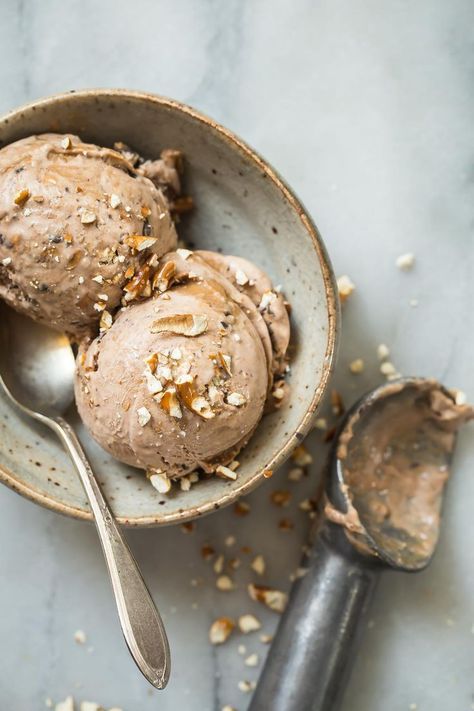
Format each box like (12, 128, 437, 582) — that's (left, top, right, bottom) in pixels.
(250, 526, 378, 711)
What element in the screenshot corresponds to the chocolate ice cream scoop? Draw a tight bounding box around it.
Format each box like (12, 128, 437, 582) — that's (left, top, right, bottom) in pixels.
(0, 133, 178, 338)
(251, 378, 473, 711)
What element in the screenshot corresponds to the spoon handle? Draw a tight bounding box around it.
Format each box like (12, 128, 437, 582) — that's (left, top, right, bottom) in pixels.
(54, 417, 170, 689)
(249, 525, 377, 711)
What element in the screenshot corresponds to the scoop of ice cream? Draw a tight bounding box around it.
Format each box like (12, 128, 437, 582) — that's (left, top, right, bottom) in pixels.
(195, 251, 290, 376)
(0, 133, 177, 338)
(75, 274, 269, 480)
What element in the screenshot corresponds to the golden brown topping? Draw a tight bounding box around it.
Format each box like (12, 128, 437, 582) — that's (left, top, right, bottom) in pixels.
(124, 234, 158, 251)
(217, 352, 232, 377)
(150, 313, 208, 337)
(99, 310, 113, 332)
(144, 353, 158, 374)
(141, 205, 152, 218)
(248, 584, 288, 613)
(14, 188, 30, 206)
(263, 469, 274, 479)
(123, 265, 151, 301)
(190, 396, 215, 420)
(160, 388, 182, 419)
(209, 617, 235, 645)
(152, 260, 176, 293)
(66, 250, 83, 271)
(80, 209, 97, 225)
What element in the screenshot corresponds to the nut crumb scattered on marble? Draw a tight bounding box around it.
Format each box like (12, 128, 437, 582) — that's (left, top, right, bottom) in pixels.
(396, 252, 415, 270)
(251, 554, 266, 576)
(248, 583, 288, 613)
(225, 535, 236, 547)
(221, 706, 236, 711)
(55, 698, 74, 711)
(270, 490, 292, 507)
(214, 554, 225, 574)
(238, 644, 247, 655)
(337, 274, 355, 303)
(313, 417, 327, 431)
(349, 358, 364, 374)
(377, 343, 390, 360)
(238, 680, 256, 693)
(259, 633, 273, 644)
(288, 467, 304, 482)
(216, 575, 234, 591)
(238, 614, 262, 633)
(291, 445, 312, 467)
(245, 653, 259, 667)
(209, 617, 235, 644)
(380, 361, 399, 379)
(73, 629, 86, 645)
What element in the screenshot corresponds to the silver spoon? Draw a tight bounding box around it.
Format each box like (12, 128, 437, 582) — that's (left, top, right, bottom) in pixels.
(0, 303, 170, 689)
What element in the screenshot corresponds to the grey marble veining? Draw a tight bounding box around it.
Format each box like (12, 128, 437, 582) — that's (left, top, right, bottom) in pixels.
(0, 1, 473, 709)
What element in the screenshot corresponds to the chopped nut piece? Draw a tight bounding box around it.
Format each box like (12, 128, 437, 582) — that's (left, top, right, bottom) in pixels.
(238, 680, 256, 693)
(288, 467, 304, 482)
(217, 351, 232, 376)
(144, 370, 163, 394)
(259, 290, 277, 311)
(144, 353, 158, 373)
(160, 388, 182, 418)
(190, 396, 215, 419)
(234, 501, 250, 516)
(272, 386, 285, 400)
(209, 617, 235, 645)
(14, 188, 30, 206)
(259, 633, 273, 644)
(92, 274, 104, 284)
(380, 361, 398, 377)
(216, 575, 234, 591)
(216, 464, 238, 480)
(1, 257, 12, 266)
(245, 653, 259, 667)
(396, 252, 415, 270)
(248, 583, 288, 613)
(110, 193, 121, 208)
(93, 301, 106, 313)
(176, 248, 193, 260)
(137, 406, 151, 426)
(235, 268, 249, 286)
(124, 234, 158, 252)
(151, 313, 208, 337)
(263, 469, 273, 479)
(32, 194, 44, 202)
(349, 358, 364, 374)
(377, 343, 390, 360)
(148, 470, 171, 494)
(55, 697, 74, 711)
(331, 390, 345, 416)
(291, 445, 313, 467)
(170, 347, 182, 360)
(452, 389, 467, 406)
(337, 274, 355, 303)
(99, 310, 112, 332)
(60, 136, 71, 149)
(201, 544, 215, 560)
(180, 476, 191, 492)
(74, 629, 86, 644)
(238, 614, 262, 633)
(299, 498, 317, 512)
(314, 417, 327, 431)
(226, 392, 246, 407)
(80, 209, 97, 225)
(251, 555, 266, 576)
(214, 555, 225, 574)
(152, 260, 176, 293)
(270, 490, 292, 507)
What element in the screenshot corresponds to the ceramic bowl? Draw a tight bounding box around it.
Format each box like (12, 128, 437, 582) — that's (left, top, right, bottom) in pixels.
(0, 90, 339, 526)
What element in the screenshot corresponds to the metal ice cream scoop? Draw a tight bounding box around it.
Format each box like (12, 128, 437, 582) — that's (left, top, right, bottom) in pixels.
(250, 377, 472, 711)
(0, 304, 170, 689)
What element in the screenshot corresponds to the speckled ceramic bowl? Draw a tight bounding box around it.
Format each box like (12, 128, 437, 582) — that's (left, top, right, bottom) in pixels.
(0, 90, 339, 526)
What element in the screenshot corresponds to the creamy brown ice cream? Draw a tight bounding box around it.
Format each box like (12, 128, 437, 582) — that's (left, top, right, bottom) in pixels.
(0, 133, 178, 338)
(75, 249, 290, 487)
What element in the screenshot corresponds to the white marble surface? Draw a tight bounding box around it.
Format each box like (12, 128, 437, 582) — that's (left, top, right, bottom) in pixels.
(0, 1, 473, 709)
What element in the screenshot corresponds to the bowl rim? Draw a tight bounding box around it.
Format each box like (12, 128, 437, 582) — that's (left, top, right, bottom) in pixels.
(0, 88, 339, 527)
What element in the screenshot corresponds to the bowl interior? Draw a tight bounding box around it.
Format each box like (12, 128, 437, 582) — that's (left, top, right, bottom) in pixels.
(0, 91, 337, 525)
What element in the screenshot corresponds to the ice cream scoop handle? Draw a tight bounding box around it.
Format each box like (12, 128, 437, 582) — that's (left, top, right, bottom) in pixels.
(250, 530, 377, 711)
(54, 417, 170, 689)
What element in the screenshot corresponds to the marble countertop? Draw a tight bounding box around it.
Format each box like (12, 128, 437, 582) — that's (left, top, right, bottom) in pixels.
(0, 1, 473, 709)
